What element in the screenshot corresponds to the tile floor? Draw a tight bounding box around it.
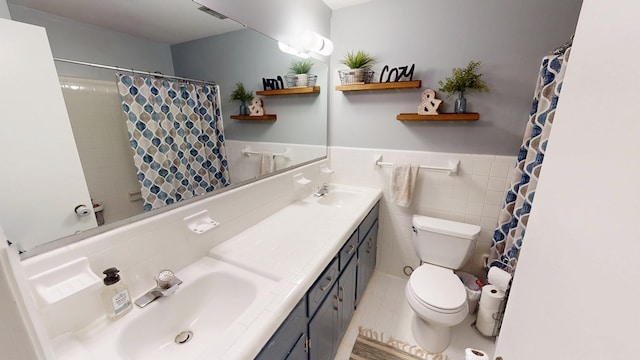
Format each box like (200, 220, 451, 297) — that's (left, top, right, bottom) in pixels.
(334, 271, 496, 360)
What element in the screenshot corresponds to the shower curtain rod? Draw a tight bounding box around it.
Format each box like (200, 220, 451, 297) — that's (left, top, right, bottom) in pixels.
(53, 57, 217, 86)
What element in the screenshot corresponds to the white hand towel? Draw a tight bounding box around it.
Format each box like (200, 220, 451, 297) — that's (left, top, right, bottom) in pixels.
(390, 163, 419, 207)
(259, 152, 275, 176)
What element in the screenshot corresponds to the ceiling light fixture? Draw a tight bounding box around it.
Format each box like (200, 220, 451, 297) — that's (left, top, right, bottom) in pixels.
(301, 30, 334, 56)
(278, 42, 311, 59)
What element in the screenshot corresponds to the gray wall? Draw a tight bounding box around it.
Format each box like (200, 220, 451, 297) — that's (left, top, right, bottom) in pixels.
(0, 0, 9, 19)
(8, 4, 174, 81)
(171, 28, 328, 145)
(329, 0, 583, 156)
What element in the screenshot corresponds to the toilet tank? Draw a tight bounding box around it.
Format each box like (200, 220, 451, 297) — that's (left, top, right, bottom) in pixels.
(411, 215, 481, 269)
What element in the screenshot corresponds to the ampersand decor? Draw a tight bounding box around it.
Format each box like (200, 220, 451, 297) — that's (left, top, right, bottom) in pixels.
(249, 97, 264, 116)
(417, 89, 442, 115)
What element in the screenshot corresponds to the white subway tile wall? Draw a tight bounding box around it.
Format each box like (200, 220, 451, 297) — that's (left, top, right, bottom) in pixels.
(328, 147, 516, 279)
(60, 77, 146, 225)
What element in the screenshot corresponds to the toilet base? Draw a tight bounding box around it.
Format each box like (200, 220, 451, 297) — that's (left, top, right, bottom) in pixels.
(411, 314, 451, 353)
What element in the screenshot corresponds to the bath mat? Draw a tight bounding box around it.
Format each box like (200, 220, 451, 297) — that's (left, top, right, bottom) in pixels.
(349, 327, 449, 360)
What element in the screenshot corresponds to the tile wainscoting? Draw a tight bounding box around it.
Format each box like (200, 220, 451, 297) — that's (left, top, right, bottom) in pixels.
(328, 146, 516, 279)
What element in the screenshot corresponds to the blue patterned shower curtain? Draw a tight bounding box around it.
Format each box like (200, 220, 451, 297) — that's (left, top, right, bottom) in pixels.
(488, 48, 571, 274)
(116, 74, 230, 211)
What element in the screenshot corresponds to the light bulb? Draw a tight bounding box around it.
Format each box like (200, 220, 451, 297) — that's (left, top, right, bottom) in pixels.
(278, 41, 310, 59)
(301, 30, 334, 56)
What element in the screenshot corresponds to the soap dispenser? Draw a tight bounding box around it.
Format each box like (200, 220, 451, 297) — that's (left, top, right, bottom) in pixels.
(101, 267, 132, 320)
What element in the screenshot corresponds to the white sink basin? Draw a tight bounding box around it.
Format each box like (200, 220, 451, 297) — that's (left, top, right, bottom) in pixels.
(117, 266, 270, 359)
(317, 190, 363, 208)
(305, 186, 365, 209)
(64, 257, 279, 360)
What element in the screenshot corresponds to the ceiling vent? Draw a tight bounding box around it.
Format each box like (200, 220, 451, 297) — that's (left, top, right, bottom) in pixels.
(197, 6, 228, 20)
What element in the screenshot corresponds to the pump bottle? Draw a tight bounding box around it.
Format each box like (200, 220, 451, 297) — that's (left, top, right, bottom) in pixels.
(101, 267, 132, 320)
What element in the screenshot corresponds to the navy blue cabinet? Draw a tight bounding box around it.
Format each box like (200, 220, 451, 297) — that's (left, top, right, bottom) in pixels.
(356, 221, 378, 307)
(308, 279, 339, 360)
(255, 299, 307, 360)
(337, 255, 357, 340)
(287, 333, 308, 360)
(255, 201, 379, 360)
(308, 255, 357, 360)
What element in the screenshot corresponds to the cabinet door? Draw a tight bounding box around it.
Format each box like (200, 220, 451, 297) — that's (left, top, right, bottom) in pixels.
(337, 255, 357, 340)
(256, 299, 307, 360)
(366, 221, 378, 273)
(285, 333, 307, 360)
(308, 281, 339, 360)
(356, 221, 378, 307)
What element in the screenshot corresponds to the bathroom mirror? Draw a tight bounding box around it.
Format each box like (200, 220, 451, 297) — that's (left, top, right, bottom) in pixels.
(6, 0, 328, 255)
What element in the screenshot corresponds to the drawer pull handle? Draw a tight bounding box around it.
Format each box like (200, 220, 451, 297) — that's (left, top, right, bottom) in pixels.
(346, 244, 356, 255)
(320, 275, 334, 291)
(338, 286, 344, 302)
(333, 294, 339, 311)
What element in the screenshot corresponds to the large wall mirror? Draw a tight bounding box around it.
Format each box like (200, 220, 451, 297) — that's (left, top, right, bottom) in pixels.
(6, 0, 328, 255)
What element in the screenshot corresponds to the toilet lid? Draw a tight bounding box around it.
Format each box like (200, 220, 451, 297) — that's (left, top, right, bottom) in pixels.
(409, 264, 467, 311)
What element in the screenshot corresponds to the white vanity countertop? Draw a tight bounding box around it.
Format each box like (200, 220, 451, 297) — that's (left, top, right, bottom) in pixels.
(207, 184, 381, 359)
(48, 184, 381, 360)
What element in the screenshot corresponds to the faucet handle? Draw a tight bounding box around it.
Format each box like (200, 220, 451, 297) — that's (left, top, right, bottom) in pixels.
(156, 269, 181, 289)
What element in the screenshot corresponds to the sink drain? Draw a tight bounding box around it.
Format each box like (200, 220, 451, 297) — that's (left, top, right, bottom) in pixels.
(175, 330, 193, 344)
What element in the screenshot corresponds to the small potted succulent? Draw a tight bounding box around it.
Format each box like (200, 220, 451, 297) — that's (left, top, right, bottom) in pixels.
(339, 50, 376, 84)
(229, 82, 254, 115)
(289, 59, 314, 87)
(438, 61, 489, 113)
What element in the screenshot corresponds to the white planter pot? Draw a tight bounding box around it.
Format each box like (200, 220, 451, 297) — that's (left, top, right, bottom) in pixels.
(294, 74, 308, 87)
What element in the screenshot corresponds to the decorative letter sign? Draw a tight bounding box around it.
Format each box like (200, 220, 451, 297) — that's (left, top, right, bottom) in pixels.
(379, 64, 415, 83)
(249, 97, 264, 116)
(417, 89, 442, 115)
(262, 76, 285, 91)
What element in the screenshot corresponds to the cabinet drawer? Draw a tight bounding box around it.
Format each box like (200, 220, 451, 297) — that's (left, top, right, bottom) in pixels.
(307, 257, 339, 317)
(358, 201, 380, 243)
(339, 230, 358, 271)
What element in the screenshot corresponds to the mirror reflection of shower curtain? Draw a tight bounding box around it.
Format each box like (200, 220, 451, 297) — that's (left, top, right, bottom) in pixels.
(116, 74, 230, 211)
(489, 47, 572, 274)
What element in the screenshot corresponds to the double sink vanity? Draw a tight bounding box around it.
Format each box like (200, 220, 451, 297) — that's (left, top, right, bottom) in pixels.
(50, 184, 381, 360)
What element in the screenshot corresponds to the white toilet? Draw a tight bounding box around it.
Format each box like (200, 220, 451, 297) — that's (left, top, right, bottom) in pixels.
(405, 215, 481, 353)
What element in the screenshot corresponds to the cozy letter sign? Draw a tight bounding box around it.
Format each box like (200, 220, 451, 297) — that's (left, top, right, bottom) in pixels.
(379, 64, 415, 82)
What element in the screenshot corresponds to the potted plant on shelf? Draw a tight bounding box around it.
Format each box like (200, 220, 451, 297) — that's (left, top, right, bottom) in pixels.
(438, 61, 489, 113)
(289, 59, 314, 87)
(339, 50, 376, 85)
(229, 82, 254, 115)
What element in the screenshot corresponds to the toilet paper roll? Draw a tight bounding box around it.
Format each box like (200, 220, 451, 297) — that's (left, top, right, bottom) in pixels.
(479, 284, 505, 310)
(465, 347, 489, 360)
(487, 266, 512, 292)
(476, 304, 498, 337)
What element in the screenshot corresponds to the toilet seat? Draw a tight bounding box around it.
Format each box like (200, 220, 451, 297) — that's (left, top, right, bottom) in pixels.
(408, 264, 467, 313)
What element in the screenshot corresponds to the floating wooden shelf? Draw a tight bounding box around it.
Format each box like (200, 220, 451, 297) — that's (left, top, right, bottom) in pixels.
(256, 86, 320, 96)
(230, 114, 277, 120)
(396, 113, 480, 121)
(336, 80, 422, 92)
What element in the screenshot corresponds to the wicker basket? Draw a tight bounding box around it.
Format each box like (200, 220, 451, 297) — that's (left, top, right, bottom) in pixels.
(284, 73, 318, 88)
(338, 69, 374, 85)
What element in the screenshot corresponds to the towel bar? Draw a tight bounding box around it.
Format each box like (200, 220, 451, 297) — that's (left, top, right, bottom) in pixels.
(374, 155, 459, 176)
(242, 146, 292, 161)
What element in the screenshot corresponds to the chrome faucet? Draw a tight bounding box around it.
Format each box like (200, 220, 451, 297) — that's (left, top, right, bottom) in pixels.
(314, 183, 330, 197)
(134, 269, 183, 308)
